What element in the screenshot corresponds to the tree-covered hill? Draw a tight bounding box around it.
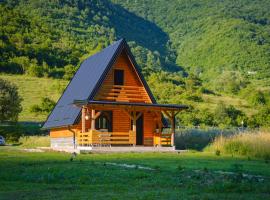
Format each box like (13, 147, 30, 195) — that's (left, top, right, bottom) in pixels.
(0, 0, 270, 127)
(112, 0, 270, 81)
(0, 0, 177, 77)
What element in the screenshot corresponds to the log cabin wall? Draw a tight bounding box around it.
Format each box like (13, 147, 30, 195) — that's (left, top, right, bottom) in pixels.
(112, 109, 130, 132)
(94, 51, 152, 103)
(50, 111, 94, 147)
(50, 125, 80, 148)
(143, 111, 156, 146)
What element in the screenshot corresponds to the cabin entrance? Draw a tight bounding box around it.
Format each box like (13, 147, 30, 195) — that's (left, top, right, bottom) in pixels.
(136, 114, 143, 145)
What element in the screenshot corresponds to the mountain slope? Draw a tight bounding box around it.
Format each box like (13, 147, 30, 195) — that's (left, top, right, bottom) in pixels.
(112, 0, 270, 81)
(0, 0, 270, 127)
(0, 0, 178, 77)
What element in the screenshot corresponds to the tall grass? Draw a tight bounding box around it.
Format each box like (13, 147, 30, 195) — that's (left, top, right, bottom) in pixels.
(174, 128, 236, 150)
(19, 136, 50, 148)
(205, 131, 270, 159)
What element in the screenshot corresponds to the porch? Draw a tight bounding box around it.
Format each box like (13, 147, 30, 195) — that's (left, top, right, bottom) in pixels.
(74, 100, 188, 148)
(77, 129, 172, 147)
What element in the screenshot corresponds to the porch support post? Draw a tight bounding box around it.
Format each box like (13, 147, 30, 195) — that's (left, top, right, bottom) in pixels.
(81, 106, 86, 133)
(171, 111, 175, 147)
(163, 110, 176, 147)
(132, 111, 136, 132)
(91, 109, 96, 130)
(153, 111, 162, 146)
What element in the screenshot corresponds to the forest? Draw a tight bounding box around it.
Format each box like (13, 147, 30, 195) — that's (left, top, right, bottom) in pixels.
(0, 0, 270, 128)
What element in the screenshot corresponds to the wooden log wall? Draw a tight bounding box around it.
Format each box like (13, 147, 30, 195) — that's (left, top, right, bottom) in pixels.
(112, 109, 130, 132)
(94, 51, 151, 103)
(143, 111, 157, 146)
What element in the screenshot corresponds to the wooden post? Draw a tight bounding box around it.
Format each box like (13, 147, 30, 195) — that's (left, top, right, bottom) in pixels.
(82, 106, 86, 133)
(171, 111, 175, 147)
(132, 111, 136, 132)
(163, 110, 176, 147)
(91, 109, 95, 130)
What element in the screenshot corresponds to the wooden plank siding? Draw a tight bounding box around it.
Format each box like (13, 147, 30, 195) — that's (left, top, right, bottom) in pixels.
(50, 126, 79, 138)
(112, 109, 130, 132)
(94, 51, 152, 103)
(143, 112, 156, 146)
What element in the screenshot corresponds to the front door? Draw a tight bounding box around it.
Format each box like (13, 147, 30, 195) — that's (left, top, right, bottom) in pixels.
(136, 114, 143, 145)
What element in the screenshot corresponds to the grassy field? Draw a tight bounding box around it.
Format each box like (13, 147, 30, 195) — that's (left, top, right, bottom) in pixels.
(0, 74, 257, 123)
(206, 131, 270, 159)
(0, 146, 269, 200)
(0, 74, 68, 122)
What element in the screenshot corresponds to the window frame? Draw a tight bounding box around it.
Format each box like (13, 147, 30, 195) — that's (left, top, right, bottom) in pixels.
(113, 69, 125, 85)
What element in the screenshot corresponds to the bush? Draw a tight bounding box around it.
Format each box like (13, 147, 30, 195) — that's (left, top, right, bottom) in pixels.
(214, 103, 247, 127)
(248, 107, 270, 128)
(174, 128, 236, 150)
(248, 91, 266, 106)
(30, 97, 56, 114)
(0, 124, 22, 142)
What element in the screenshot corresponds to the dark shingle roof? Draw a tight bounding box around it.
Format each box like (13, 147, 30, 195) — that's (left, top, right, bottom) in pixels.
(43, 39, 125, 129)
(42, 39, 157, 129)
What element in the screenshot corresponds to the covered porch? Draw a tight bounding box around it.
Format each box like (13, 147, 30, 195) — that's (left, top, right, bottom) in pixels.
(74, 100, 188, 148)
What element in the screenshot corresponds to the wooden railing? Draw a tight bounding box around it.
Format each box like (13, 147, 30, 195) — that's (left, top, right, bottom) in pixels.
(154, 133, 172, 146)
(77, 130, 136, 146)
(95, 85, 150, 102)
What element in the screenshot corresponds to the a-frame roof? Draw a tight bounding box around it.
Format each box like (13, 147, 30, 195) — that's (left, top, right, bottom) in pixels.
(42, 39, 157, 129)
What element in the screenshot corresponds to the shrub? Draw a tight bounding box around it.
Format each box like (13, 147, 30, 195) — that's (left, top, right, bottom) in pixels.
(215, 149, 221, 156)
(0, 124, 22, 142)
(30, 97, 56, 114)
(174, 128, 236, 150)
(248, 91, 266, 106)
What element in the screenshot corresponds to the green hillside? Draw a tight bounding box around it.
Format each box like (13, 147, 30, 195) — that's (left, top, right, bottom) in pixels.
(0, 74, 67, 122)
(0, 0, 269, 127)
(112, 0, 270, 81)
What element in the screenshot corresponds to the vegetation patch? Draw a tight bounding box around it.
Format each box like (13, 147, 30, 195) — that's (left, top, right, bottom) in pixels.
(19, 136, 50, 148)
(206, 131, 270, 159)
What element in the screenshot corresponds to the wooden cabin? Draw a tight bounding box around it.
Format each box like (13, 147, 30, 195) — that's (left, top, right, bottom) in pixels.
(42, 39, 188, 150)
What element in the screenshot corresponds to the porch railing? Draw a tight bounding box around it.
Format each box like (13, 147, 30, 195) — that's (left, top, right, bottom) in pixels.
(77, 130, 136, 146)
(95, 85, 150, 102)
(154, 133, 172, 146)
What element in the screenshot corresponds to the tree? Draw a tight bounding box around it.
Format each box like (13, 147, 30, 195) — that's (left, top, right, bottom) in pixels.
(249, 90, 266, 106)
(248, 107, 270, 128)
(0, 79, 22, 122)
(214, 102, 246, 127)
(30, 97, 56, 114)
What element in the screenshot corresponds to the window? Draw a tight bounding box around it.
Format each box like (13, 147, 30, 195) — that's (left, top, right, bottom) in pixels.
(114, 69, 124, 85)
(95, 111, 112, 132)
(96, 116, 108, 130)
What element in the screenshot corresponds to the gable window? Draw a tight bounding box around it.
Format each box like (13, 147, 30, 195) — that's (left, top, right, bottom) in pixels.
(114, 69, 124, 85)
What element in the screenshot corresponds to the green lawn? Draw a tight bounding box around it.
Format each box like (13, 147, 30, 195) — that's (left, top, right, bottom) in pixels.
(0, 147, 269, 200)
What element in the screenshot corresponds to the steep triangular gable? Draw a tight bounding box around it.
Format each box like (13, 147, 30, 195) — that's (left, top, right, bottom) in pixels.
(94, 49, 153, 103)
(42, 39, 158, 129)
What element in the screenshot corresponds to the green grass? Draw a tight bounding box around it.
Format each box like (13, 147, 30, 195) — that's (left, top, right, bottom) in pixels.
(18, 136, 50, 148)
(0, 147, 269, 199)
(0, 74, 68, 122)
